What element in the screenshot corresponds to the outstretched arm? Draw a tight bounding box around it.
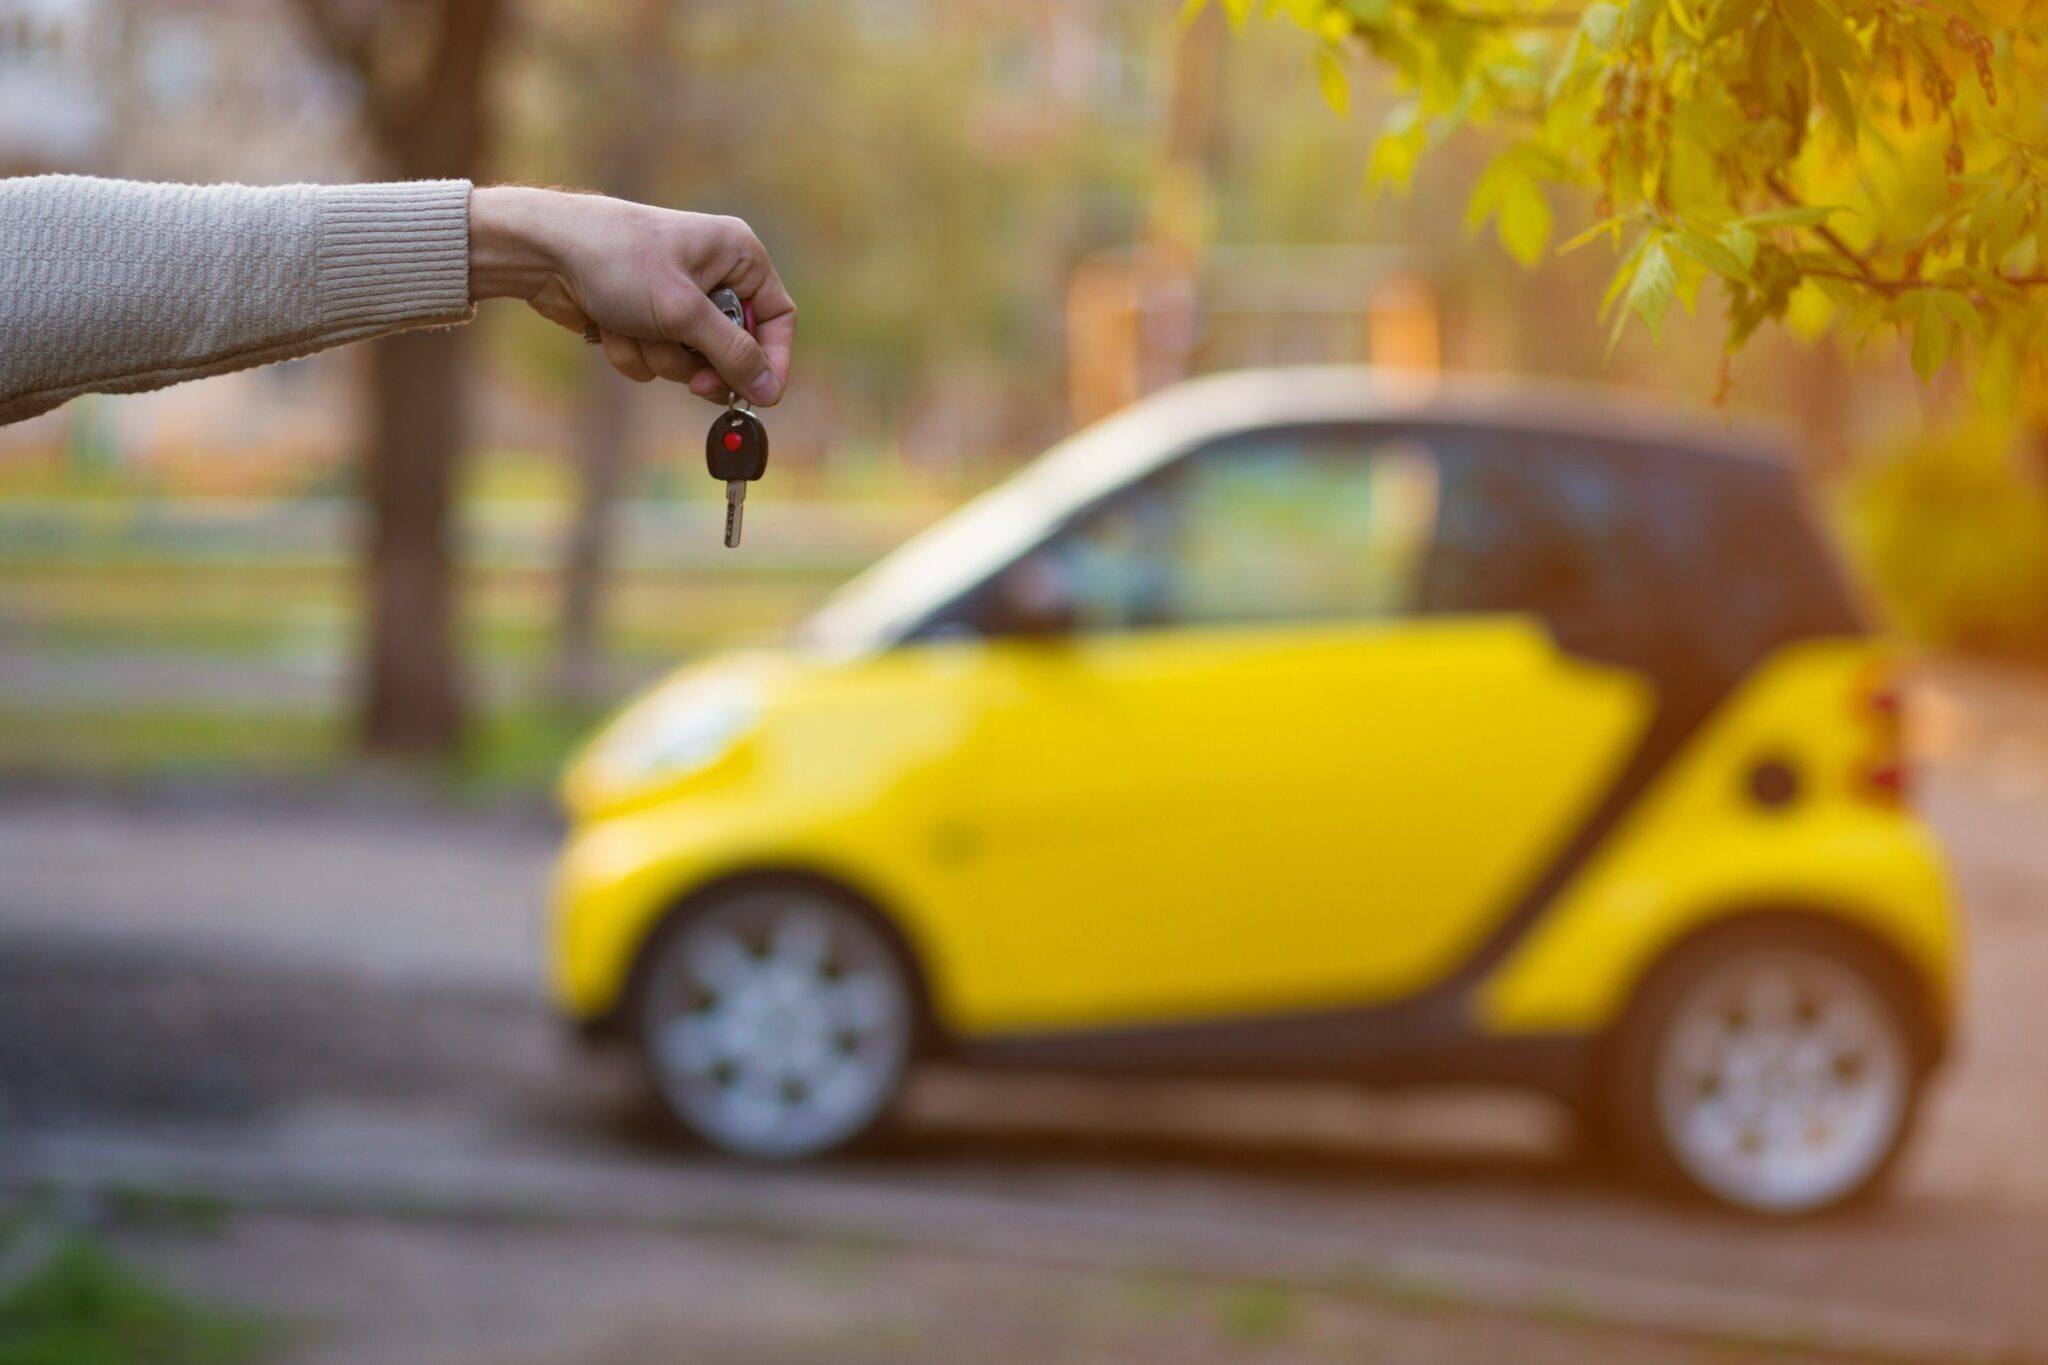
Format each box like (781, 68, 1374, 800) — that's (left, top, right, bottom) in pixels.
(0, 177, 793, 427)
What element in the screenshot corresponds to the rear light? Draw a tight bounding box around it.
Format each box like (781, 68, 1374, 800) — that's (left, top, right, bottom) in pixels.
(1861, 759, 1910, 804)
(1853, 663, 1910, 806)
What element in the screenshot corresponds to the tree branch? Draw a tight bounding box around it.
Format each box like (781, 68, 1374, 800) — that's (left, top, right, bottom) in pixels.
(1764, 170, 1875, 279)
(1760, 171, 2048, 298)
(1405, 1, 1583, 28)
(1801, 265, 2048, 295)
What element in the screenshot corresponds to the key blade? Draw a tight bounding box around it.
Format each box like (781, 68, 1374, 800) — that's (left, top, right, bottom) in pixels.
(724, 480, 745, 549)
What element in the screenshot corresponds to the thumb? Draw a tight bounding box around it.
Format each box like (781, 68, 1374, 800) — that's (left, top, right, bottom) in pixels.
(663, 286, 781, 405)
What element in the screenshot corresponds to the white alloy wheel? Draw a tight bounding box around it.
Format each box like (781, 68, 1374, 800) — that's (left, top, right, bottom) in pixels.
(1650, 943, 1912, 1214)
(639, 888, 913, 1160)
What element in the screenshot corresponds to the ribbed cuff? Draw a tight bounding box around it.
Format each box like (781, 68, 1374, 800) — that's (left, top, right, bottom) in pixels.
(316, 179, 475, 330)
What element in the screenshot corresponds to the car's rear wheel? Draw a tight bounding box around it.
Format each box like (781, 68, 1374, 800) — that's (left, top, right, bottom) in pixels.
(635, 883, 914, 1160)
(1608, 925, 1925, 1216)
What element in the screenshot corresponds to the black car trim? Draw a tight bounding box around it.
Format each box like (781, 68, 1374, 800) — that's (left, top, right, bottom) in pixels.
(962, 1021, 1598, 1104)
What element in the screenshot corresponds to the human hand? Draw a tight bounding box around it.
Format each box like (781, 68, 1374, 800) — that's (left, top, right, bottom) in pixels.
(468, 185, 795, 406)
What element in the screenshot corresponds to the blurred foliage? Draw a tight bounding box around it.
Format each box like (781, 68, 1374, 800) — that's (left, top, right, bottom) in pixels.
(1229, 0, 2048, 398)
(1843, 420, 2048, 660)
(487, 0, 1478, 446)
(499, 0, 1152, 440)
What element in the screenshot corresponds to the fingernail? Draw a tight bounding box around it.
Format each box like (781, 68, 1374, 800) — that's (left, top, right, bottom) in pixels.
(749, 372, 781, 404)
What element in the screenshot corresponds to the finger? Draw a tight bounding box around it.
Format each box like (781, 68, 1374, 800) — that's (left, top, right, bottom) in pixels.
(600, 328, 655, 383)
(628, 338, 671, 382)
(710, 219, 796, 403)
(740, 267, 796, 406)
(687, 369, 728, 402)
(644, 341, 705, 385)
(657, 284, 779, 407)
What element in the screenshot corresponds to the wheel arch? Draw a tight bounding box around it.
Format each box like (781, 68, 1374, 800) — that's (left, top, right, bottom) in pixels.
(1597, 905, 1951, 1079)
(609, 864, 951, 1057)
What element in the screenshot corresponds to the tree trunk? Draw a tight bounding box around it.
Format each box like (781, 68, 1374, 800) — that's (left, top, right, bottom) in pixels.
(548, 0, 667, 707)
(338, 0, 499, 756)
(552, 354, 631, 704)
(361, 327, 468, 753)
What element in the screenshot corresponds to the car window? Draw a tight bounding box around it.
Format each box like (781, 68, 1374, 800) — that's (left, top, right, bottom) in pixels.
(1036, 426, 1442, 634)
(1422, 436, 1649, 661)
(1639, 452, 1864, 688)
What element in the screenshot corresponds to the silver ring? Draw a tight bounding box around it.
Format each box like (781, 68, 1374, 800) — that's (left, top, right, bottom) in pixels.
(582, 324, 601, 345)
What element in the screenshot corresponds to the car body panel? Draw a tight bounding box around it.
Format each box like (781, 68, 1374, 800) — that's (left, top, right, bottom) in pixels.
(1478, 637, 1960, 1033)
(552, 646, 982, 1024)
(937, 617, 1649, 1031)
(552, 633, 1954, 1058)
(549, 617, 1653, 1036)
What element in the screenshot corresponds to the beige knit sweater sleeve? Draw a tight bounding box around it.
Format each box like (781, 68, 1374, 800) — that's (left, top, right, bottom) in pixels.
(0, 176, 475, 427)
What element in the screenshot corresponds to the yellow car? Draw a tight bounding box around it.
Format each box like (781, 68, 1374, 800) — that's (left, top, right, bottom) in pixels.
(551, 368, 1959, 1215)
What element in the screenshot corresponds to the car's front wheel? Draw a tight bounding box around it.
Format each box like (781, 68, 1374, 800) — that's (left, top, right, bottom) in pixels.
(1608, 925, 1928, 1216)
(635, 883, 915, 1160)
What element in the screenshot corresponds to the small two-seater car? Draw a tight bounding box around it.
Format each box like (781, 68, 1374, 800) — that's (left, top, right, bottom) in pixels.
(549, 368, 1960, 1215)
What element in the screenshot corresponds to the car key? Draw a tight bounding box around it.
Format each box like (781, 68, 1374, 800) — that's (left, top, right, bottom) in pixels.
(707, 406, 768, 545)
(704, 288, 766, 548)
(710, 285, 748, 331)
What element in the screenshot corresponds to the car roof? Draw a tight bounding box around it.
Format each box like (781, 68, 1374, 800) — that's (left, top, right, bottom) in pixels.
(1111, 366, 1790, 470)
(802, 367, 1795, 656)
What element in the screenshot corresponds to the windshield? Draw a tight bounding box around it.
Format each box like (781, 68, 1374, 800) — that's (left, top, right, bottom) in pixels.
(798, 396, 1214, 657)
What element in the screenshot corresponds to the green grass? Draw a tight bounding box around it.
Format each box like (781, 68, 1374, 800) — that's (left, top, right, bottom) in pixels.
(1339, 1264, 1462, 1312)
(0, 489, 937, 794)
(0, 561, 840, 665)
(1218, 1284, 1300, 1346)
(0, 700, 608, 799)
(0, 1238, 269, 1365)
(1536, 1287, 1593, 1328)
(446, 702, 610, 798)
(0, 485, 945, 795)
(0, 549, 848, 798)
(796, 1236, 885, 1291)
(1110, 1270, 1185, 1320)
(102, 1190, 234, 1240)
(0, 707, 341, 781)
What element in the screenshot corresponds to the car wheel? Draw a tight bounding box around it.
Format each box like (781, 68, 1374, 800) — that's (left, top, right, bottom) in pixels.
(1608, 926, 1925, 1216)
(635, 883, 915, 1160)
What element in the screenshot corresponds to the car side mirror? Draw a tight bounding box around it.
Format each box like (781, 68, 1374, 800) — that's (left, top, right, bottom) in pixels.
(982, 556, 1077, 638)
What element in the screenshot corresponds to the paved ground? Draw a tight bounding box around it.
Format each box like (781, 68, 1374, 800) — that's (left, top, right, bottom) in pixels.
(0, 789, 551, 990)
(101, 1210, 1884, 1365)
(2, 660, 2045, 1361)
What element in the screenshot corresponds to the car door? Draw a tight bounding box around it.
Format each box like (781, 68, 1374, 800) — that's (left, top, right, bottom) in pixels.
(932, 422, 1658, 1039)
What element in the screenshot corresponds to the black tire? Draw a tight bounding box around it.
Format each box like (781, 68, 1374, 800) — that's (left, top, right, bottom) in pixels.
(631, 879, 917, 1161)
(1603, 920, 1930, 1216)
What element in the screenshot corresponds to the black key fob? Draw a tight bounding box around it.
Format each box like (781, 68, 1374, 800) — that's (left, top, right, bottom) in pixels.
(707, 408, 769, 482)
